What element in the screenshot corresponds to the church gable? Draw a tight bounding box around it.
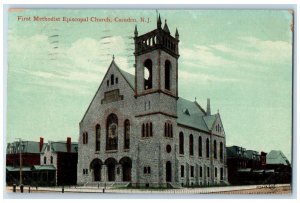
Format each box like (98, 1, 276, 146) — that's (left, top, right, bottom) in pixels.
(80, 60, 134, 124)
(211, 114, 225, 136)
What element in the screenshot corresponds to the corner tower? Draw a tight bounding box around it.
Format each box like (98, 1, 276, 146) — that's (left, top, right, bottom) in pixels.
(134, 15, 180, 99)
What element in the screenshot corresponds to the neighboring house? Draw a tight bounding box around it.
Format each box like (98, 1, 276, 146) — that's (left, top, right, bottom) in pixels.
(6, 138, 46, 185)
(226, 146, 248, 184)
(226, 145, 289, 185)
(77, 16, 228, 188)
(41, 137, 78, 186)
(266, 150, 291, 184)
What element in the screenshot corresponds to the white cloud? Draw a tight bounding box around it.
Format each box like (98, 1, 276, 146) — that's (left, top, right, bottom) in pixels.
(8, 34, 129, 93)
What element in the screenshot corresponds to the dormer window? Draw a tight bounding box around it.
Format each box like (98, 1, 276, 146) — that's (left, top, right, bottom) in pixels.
(183, 108, 190, 115)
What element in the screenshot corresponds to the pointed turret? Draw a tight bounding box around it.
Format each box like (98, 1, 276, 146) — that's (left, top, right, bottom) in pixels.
(207, 98, 211, 116)
(175, 28, 179, 40)
(157, 14, 162, 29)
(163, 19, 170, 34)
(134, 25, 138, 37)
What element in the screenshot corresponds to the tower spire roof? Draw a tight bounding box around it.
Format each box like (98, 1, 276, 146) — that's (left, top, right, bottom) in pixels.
(134, 25, 138, 37)
(163, 19, 170, 34)
(157, 14, 162, 29)
(175, 28, 179, 39)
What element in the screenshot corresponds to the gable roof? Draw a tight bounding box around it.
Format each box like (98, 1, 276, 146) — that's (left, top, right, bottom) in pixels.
(80, 60, 134, 123)
(119, 69, 135, 89)
(266, 150, 290, 165)
(203, 115, 217, 131)
(177, 97, 215, 132)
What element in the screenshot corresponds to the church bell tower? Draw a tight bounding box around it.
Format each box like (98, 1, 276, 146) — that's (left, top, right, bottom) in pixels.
(134, 15, 180, 99)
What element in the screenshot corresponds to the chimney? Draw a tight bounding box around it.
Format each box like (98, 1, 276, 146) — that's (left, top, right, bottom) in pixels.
(67, 137, 71, 153)
(207, 98, 211, 116)
(39, 137, 44, 152)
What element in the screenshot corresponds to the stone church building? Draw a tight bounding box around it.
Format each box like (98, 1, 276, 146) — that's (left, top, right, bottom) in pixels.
(77, 16, 227, 187)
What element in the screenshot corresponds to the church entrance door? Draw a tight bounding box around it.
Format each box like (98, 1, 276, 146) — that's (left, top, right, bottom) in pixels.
(166, 161, 172, 182)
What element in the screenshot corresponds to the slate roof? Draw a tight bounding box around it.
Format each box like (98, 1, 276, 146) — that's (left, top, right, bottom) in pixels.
(6, 141, 46, 154)
(42, 142, 78, 153)
(266, 150, 290, 166)
(120, 70, 219, 133)
(119, 69, 135, 89)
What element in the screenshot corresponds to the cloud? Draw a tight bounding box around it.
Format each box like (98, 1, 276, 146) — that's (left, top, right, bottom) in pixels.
(8, 34, 130, 94)
(178, 36, 292, 84)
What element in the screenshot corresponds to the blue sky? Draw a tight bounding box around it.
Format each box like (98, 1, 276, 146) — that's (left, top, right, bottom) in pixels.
(7, 9, 293, 160)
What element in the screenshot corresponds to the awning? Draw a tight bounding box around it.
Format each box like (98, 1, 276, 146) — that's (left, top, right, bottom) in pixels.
(237, 168, 251, 173)
(6, 166, 32, 172)
(252, 170, 264, 174)
(32, 165, 56, 171)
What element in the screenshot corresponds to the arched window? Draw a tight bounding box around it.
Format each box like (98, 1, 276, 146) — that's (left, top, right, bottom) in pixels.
(106, 113, 118, 150)
(214, 140, 217, 159)
(165, 60, 171, 90)
(150, 122, 153, 137)
(199, 136, 202, 157)
(164, 123, 167, 137)
(220, 142, 223, 160)
(95, 124, 101, 151)
(206, 138, 210, 158)
(111, 74, 114, 85)
(124, 120, 130, 149)
(83, 132, 88, 144)
(144, 59, 153, 90)
(142, 123, 145, 137)
(189, 134, 194, 156)
(146, 123, 149, 137)
(165, 123, 173, 138)
(179, 132, 184, 154)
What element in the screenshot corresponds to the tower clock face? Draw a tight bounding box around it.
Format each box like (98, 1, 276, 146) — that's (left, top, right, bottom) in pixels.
(108, 123, 117, 138)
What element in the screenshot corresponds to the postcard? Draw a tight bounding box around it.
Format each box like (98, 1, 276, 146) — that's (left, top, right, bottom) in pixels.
(5, 8, 293, 196)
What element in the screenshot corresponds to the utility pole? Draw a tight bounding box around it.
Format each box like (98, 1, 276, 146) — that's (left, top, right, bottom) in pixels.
(16, 138, 23, 186)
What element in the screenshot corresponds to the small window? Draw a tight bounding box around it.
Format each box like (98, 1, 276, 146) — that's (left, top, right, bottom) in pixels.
(111, 74, 114, 85)
(191, 166, 194, 177)
(207, 167, 210, 177)
(50, 156, 53, 164)
(220, 168, 224, 180)
(144, 166, 151, 174)
(142, 124, 145, 137)
(200, 166, 203, 178)
(85, 169, 88, 175)
(166, 145, 171, 153)
(107, 80, 109, 86)
(215, 167, 218, 177)
(83, 169, 85, 175)
(116, 77, 118, 84)
(44, 156, 46, 164)
(181, 165, 184, 177)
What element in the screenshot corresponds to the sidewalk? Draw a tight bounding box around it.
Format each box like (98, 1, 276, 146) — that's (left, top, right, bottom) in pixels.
(6, 184, 291, 194)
